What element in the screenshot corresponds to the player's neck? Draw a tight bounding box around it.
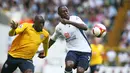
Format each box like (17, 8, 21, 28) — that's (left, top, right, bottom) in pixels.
(62, 16, 70, 20)
(33, 24, 42, 32)
(66, 16, 70, 20)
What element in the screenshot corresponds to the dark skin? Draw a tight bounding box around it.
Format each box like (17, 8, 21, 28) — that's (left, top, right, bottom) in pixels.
(33, 16, 46, 58)
(9, 16, 45, 35)
(37, 6, 88, 73)
(58, 6, 88, 30)
(33, 16, 44, 32)
(9, 16, 46, 73)
(49, 6, 88, 73)
(49, 6, 88, 47)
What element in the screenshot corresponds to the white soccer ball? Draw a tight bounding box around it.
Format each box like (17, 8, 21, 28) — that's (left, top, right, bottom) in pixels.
(92, 23, 107, 37)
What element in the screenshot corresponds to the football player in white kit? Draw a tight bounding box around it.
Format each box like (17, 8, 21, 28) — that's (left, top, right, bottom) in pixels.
(49, 6, 92, 73)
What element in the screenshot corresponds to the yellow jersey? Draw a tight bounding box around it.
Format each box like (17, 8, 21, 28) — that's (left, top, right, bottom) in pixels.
(90, 44, 104, 66)
(8, 23, 49, 60)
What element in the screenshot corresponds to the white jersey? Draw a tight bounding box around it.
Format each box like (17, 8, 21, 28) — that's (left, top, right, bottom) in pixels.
(51, 16, 91, 53)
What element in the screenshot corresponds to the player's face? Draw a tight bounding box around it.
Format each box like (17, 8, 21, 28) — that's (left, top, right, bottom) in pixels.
(59, 6, 69, 19)
(34, 16, 45, 26)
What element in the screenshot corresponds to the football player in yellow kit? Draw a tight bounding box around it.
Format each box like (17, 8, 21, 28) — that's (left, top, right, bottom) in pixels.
(1, 16, 49, 73)
(90, 38, 104, 73)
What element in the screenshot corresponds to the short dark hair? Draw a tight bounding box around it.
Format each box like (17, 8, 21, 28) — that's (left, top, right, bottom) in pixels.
(34, 15, 45, 25)
(58, 5, 66, 14)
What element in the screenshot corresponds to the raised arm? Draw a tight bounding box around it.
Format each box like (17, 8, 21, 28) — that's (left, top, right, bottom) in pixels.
(9, 20, 28, 36)
(60, 17, 88, 30)
(9, 20, 18, 36)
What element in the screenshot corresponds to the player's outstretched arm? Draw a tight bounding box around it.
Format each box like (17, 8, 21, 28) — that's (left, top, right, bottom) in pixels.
(38, 33, 49, 58)
(43, 37, 49, 57)
(60, 18, 88, 30)
(9, 20, 18, 36)
(38, 38, 55, 58)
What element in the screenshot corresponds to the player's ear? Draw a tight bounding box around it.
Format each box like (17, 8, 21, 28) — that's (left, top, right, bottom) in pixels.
(58, 8, 61, 16)
(58, 11, 61, 16)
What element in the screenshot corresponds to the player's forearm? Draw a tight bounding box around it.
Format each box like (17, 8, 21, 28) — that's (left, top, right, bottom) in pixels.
(9, 29, 16, 36)
(43, 43, 49, 56)
(68, 20, 88, 30)
(49, 39, 55, 48)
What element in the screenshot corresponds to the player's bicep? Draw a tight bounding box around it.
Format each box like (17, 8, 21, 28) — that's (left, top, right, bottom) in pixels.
(42, 34, 49, 56)
(15, 24, 27, 34)
(43, 34, 49, 44)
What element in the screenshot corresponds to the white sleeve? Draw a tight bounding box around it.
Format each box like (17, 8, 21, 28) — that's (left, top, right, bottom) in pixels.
(50, 25, 61, 41)
(75, 16, 86, 25)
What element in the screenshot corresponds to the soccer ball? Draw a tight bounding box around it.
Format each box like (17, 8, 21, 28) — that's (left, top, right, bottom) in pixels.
(92, 23, 107, 37)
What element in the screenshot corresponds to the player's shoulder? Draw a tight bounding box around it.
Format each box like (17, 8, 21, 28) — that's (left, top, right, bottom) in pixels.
(70, 15, 80, 19)
(42, 28, 49, 37)
(55, 22, 63, 29)
(21, 22, 33, 25)
(21, 23, 33, 27)
(17, 23, 32, 28)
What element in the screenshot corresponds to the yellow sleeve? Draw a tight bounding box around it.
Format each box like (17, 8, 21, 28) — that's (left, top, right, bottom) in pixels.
(8, 23, 28, 36)
(15, 23, 28, 34)
(9, 29, 16, 36)
(43, 32, 49, 56)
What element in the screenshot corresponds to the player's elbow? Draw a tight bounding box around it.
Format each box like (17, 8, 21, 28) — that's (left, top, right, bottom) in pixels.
(83, 27, 88, 30)
(80, 24, 88, 30)
(81, 26, 87, 30)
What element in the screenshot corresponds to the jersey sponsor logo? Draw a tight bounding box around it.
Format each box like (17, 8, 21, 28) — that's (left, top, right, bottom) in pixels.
(64, 32, 70, 39)
(40, 34, 44, 39)
(66, 35, 76, 42)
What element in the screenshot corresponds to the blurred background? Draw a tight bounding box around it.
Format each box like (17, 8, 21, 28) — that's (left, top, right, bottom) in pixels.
(0, 0, 130, 73)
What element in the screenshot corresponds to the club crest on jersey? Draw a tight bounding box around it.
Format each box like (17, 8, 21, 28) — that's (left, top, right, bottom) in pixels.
(18, 24, 23, 28)
(64, 32, 70, 38)
(40, 34, 44, 39)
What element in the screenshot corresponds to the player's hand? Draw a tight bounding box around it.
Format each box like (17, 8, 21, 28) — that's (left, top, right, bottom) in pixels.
(38, 53, 46, 58)
(60, 18, 70, 24)
(10, 20, 18, 29)
(37, 50, 46, 58)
